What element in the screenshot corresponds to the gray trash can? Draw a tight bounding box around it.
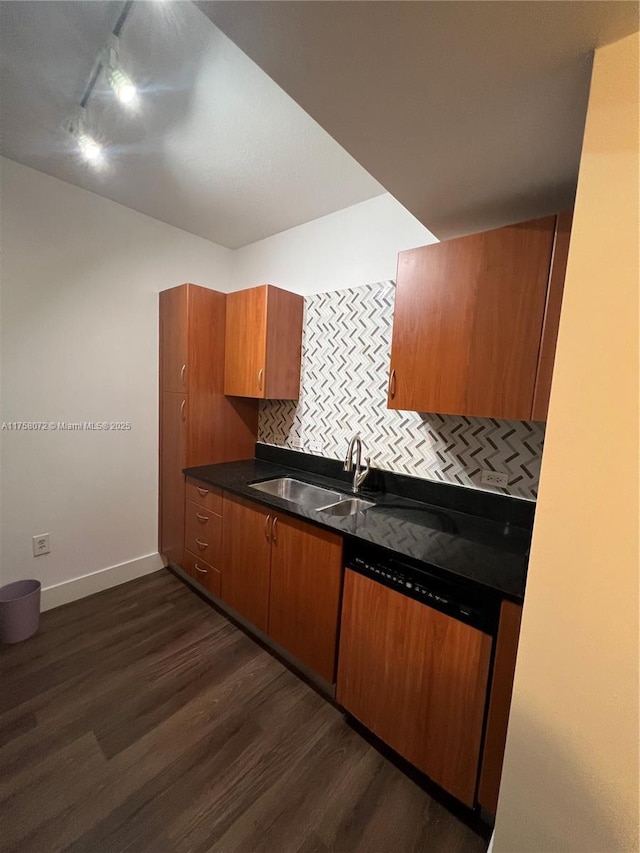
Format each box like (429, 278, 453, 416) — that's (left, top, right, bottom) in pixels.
(0, 579, 41, 644)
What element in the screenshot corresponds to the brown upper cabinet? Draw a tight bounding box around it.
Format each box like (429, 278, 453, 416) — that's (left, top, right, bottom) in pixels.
(387, 212, 572, 421)
(224, 284, 304, 399)
(158, 284, 258, 568)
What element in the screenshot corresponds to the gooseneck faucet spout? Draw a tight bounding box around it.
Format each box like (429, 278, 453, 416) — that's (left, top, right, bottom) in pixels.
(344, 433, 370, 494)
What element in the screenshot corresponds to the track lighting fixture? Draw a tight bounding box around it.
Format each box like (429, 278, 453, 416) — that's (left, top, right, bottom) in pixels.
(105, 39, 137, 106)
(68, 1, 137, 168)
(70, 109, 103, 165)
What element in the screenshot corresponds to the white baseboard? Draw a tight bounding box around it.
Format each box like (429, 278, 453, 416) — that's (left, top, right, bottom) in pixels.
(41, 552, 168, 611)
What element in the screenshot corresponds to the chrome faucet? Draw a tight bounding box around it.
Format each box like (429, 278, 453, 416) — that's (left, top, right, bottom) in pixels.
(344, 434, 371, 493)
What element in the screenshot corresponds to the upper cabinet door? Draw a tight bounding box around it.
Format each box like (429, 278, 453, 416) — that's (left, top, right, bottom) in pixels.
(224, 285, 268, 398)
(224, 285, 304, 399)
(159, 285, 189, 394)
(388, 216, 557, 421)
(263, 286, 304, 399)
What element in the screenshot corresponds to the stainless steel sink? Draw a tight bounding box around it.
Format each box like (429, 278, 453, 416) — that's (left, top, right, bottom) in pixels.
(249, 477, 345, 509)
(317, 498, 375, 517)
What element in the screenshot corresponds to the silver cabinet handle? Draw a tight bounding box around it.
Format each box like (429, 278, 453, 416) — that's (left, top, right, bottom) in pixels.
(388, 369, 397, 399)
(197, 487, 209, 496)
(181, 364, 186, 386)
(195, 538, 209, 549)
(195, 564, 207, 574)
(257, 367, 264, 392)
(272, 516, 278, 544)
(181, 399, 186, 421)
(264, 514, 271, 542)
(196, 513, 208, 523)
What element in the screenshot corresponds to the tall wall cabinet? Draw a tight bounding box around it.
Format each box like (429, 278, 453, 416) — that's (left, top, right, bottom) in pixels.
(159, 284, 258, 568)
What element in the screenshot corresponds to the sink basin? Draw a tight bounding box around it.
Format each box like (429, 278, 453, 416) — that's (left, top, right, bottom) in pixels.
(249, 477, 344, 509)
(317, 498, 375, 517)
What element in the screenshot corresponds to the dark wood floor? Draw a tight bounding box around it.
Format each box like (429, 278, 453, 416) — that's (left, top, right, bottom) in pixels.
(0, 570, 488, 853)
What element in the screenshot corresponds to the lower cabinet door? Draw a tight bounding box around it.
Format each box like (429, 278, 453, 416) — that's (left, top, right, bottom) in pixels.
(221, 494, 272, 632)
(268, 515, 343, 683)
(337, 570, 492, 807)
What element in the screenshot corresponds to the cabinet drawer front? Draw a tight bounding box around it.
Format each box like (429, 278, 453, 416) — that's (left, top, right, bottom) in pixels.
(183, 550, 221, 597)
(185, 478, 223, 514)
(185, 501, 222, 566)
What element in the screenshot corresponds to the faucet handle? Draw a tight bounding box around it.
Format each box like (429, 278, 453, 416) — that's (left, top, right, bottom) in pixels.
(354, 456, 371, 489)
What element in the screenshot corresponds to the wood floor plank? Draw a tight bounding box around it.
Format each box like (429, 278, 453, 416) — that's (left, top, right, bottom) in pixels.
(0, 569, 488, 853)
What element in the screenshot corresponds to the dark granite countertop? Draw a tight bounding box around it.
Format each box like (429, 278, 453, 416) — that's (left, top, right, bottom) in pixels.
(184, 455, 531, 602)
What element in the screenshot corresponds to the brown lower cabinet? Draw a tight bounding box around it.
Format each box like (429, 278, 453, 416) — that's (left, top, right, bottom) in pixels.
(221, 495, 273, 632)
(268, 513, 343, 683)
(337, 569, 492, 807)
(477, 600, 523, 813)
(182, 486, 521, 810)
(221, 493, 343, 682)
(182, 479, 224, 598)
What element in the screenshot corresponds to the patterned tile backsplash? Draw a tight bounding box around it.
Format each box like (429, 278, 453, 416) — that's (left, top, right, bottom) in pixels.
(258, 281, 545, 501)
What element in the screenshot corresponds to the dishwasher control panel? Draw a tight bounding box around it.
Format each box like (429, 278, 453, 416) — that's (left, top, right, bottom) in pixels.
(346, 548, 499, 635)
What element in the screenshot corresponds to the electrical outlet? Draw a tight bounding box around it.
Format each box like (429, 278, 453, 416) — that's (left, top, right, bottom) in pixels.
(289, 438, 303, 450)
(481, 470, 509, 487)
(33, 533, 51, 557)
(307, 438, 324, 453)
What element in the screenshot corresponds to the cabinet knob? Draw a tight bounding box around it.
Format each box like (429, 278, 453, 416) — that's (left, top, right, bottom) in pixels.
(196, 513, 208, 523)
(197, 487, 209, 496)
(257, 367, 264, 392)
(195, 538, 209, 550)
(264, 514, 271, 542)
(388, 369, 397, 399)
(181, 364, 186, 386)
(195, 564, 207, 575)
(272, 516, 278, 544)
(181, 400, 187, 421)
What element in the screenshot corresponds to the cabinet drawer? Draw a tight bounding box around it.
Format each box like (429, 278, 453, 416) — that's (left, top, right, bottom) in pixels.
(185, 501, 222, 566)
(183, 550, 221, 597)
(185, 478, 223, 514)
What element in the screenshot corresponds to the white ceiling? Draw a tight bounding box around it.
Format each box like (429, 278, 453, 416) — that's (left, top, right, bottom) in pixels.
(199, 0, 640, 240)
(0, 1, 384, 249)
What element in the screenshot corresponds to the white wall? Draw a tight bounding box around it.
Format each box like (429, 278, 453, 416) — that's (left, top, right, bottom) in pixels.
(231, 194, 435, 295)
(0, 157, 233, 595)
(0, 161, 433, 602)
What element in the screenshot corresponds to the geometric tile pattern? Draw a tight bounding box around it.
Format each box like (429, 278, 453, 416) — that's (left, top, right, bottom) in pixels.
(258, 281, 545, 501)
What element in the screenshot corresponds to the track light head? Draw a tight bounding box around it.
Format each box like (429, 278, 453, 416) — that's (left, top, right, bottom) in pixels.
(70, 109, 103, 165)
(106, 41, 137, 106)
